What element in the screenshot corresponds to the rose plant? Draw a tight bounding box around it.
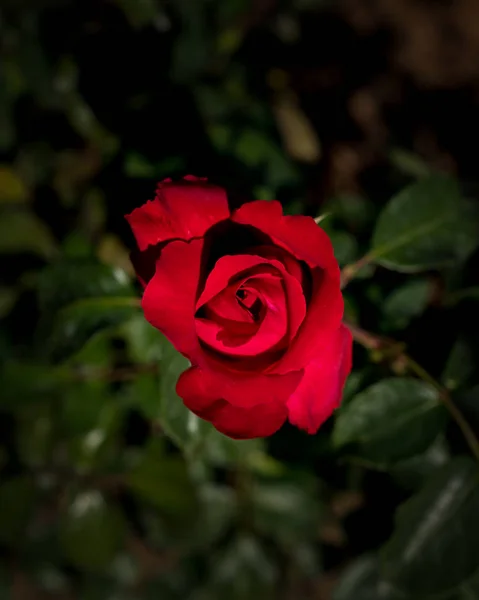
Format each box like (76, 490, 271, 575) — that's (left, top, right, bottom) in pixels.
(126, 175, 352, 439)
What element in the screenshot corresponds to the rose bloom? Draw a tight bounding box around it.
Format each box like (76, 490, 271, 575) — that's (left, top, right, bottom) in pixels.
(126, 176, 352, 439)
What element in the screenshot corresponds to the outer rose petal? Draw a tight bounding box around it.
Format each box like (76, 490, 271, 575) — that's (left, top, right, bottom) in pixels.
(125, 176, 229, 251)
(209, 401, 288, 439)
(142, 238, 203, 363)
(286, 324, 353, 434)
(232, 200, 338, 271)
(176, 367, 292, 438)
(231, 200, 344, 373)
(177, 366, 303, 409)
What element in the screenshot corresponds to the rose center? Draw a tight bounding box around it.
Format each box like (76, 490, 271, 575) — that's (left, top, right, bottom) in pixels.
(236, 286, 263, 322)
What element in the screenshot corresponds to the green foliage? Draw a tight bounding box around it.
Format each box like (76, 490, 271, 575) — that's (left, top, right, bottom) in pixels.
(126, 440, 198, 521)
(382, 457, 479, 598)
(371, 175, 479, 271)
(0, 477, 36, 546)
(2, 2, 479, 598)
(59, 490, 127, 572)
(37, 260, 134, 313)
(0, 206, 58, 258)
(382, 278, 431, 331)
(157, 335, 203, 449)
(333, 378, 447, 464)
(333, 555, 391, 600)
(250, 477, 321, 544)
(47, 296, 141, 360)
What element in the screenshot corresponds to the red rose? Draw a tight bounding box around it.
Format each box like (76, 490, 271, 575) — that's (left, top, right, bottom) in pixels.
(126, 175, 352, 439)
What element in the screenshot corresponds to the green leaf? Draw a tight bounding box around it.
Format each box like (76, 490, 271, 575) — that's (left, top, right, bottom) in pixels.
(194, 535, 277, 600)
(445, 287, 479, 307)
(122, 373, 160, 421)
(114, 0, 159, 28)
(0, 362, 66, 409)
(0, 476, 35, 546)
(0, 286, 17, 318)
(442, 337, 476, 392)
(202, 430, 265, 468)
(329, 230, 358, 266)
(456, 386, 479, 434)
(66, 399, 122, 472)
(30, 563, 70, 595)
(126, 439, 198, 521)
(333, 378, 446, 463)
(124, 153, 185, 179)
(38, 259, 136, 359)
(171, 2, 210, 82)
(16, 404, 53, 467)
(251, 479, 321, 544)
(333, 555, 400, 600)
(37, 259, 133, 314)
(382, 457, 479, 598)
(234, 128, 298, 188)
(126, 331, 252, 461)
(0, 165, 28, 203)
(389, 148, 431, 178)
(371, 175, 479, 271)
(456, 568, 479, 600)
(0, 207, 57, 258)
(61, 381, 111, 435)
(47, 297, 141, 361)
(382, 279, 431, 330)
(341, 369, 369, 405)
(391, 436, 450, 491)
(158, 335, 206, 449)
(324, 193, 375, 231)
(68, 327, 114, 368)
(59, 490, 126, 572)
(343, 293, 360, 324)
(17, 32, 57, 109)
(122, 315, 164, 364)
(189, 484, 237, 549)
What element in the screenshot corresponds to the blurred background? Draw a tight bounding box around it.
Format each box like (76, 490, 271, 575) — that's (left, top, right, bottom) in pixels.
(1, 0, 479, 598)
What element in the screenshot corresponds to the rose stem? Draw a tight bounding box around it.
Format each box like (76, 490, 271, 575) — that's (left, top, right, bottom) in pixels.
(340, 253, 375, 289)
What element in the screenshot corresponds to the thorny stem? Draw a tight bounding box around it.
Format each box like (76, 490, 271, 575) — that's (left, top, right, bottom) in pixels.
(340, 253, 375, 288)
(346, 320, 479, 463)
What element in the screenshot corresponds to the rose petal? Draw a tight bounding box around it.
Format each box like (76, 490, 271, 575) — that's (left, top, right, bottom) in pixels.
(196, 254, 278, 309)
(196, 254, 306, 358)
(232, 200, 338, 271)
(142, 238, 204, 363)
(177, 367, 289, 438)
(177, 365, 303, 409)
(177, 367, 290, 438)
(281, 270, 308, 342)
(275, 267, 343, 373)
(196, 274, 288, 356)
(209, 401, 288, 439)
(286, 324, 353, 434)
(245, 245, 305, 285)
(231, 200, 343, 373)
(125, 176, 229, 251)
(205, 285, 255, 324)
